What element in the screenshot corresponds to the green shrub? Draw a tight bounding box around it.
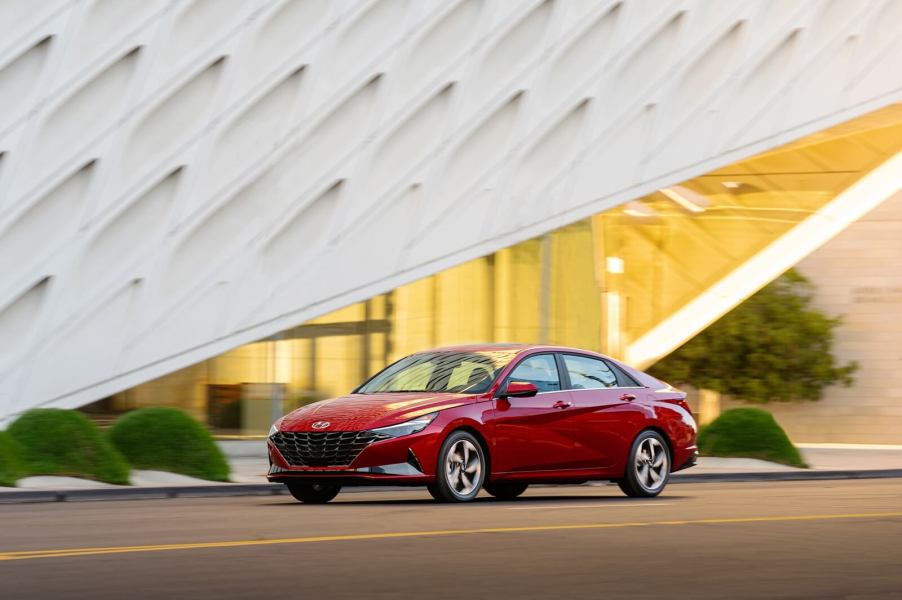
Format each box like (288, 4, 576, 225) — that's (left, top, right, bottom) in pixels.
(8, 409, 130, 484)
(108, 407, 229, 481)
(698, 408, 806, 468)
(0, 431, 27, 486)
(651, 269, 856, 403)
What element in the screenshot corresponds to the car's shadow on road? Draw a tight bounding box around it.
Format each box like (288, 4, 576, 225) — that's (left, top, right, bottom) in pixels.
(259, 493, 690, 507)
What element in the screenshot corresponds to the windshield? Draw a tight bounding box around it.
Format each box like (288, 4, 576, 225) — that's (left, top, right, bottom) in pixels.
(357, 350, 520, 394)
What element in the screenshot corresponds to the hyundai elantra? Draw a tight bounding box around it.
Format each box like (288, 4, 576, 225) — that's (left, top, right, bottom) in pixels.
(267, 344, 697, 503)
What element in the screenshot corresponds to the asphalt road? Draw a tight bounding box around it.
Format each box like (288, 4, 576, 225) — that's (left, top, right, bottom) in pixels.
(1, 479, 901, 599)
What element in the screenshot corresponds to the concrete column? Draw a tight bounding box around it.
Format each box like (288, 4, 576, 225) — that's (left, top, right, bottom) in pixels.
(699, 388, 721, 426)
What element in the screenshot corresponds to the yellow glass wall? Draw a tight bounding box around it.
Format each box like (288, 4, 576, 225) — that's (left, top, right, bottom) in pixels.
(599, 102, 902, 352)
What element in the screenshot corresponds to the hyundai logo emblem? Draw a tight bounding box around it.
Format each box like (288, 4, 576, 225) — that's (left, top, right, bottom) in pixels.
(311, 421, 331, 429)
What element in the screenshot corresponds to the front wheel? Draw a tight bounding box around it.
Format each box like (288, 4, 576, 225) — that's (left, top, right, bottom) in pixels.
(484, 482, 528, 500)
(429, 431, 486, 502)
(617, 430, 671, 498)
(285, 481, 341, 504)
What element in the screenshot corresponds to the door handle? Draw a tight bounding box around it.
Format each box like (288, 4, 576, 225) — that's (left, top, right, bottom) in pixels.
(620, 393, 637, 402)
(552, 400, 572, 409)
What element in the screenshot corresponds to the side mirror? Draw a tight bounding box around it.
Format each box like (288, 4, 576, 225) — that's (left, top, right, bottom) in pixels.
(501, 381, 538, 398)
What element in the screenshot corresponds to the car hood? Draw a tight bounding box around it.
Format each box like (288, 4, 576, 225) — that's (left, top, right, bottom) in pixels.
(279, 392, 477, 432)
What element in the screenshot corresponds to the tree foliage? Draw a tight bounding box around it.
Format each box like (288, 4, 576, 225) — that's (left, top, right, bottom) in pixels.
(650, 269, 857, 403)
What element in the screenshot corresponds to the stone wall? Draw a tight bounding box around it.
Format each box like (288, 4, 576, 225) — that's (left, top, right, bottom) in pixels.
(726, 190, 902, 444)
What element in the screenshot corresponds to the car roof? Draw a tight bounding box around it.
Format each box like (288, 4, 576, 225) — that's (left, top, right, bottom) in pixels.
(418, 343, 605, 356)
(408, 344, 666, 389)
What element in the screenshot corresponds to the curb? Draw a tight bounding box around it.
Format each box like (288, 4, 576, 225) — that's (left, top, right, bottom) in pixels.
(0, 484, 413, 504)
(1, 469, 901, 504)
(0, 484, 287, 504)
(670, 468, 902, 484)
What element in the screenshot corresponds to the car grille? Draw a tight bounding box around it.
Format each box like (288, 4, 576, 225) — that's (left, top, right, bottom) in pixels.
(270, 431, 390, 467)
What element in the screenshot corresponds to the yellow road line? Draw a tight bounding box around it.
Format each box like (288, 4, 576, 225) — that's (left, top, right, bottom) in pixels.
(2, 511, 901, 562)
(506, 502, 674, 510)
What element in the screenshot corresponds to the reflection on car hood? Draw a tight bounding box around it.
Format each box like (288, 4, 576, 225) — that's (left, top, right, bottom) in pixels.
(279, 392, 475, 431)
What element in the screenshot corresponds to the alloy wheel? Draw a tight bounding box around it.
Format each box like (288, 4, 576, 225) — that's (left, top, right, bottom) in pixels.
(445, 439, 482, 496)
(634, 437, 668, 492)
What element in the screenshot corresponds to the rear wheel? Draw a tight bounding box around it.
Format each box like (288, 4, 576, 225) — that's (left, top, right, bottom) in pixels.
(484, 482, 528, 500)
(617, 430, 670, 498)
(285, 481, 341, 504)
(429, 431, 486, 502)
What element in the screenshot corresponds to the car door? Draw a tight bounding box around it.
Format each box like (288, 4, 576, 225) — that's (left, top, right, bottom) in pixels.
(559, 353, 647, 469)
(490, 353, 584, 472)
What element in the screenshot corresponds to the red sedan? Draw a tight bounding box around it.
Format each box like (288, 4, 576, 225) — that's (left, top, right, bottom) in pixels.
(267, 344, 697, 503)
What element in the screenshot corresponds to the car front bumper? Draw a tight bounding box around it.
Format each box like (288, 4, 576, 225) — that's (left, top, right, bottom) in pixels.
(265, 429, 439, 485)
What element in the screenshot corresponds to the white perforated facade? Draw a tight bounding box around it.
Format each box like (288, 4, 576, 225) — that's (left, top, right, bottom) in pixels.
(3, 0, 902, 424)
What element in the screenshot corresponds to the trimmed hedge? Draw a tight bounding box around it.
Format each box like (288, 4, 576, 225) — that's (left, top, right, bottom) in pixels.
(108, 407, 229, 482)
(698, 408, 806, 468)
(8, 409, 130, 484)
(0, 431, 27, 486)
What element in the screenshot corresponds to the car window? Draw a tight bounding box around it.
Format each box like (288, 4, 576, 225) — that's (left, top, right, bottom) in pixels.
(506, 354, 561, 393)
(447, 361, 494, 391)
(392, 362, 433, 391)
(358, 350, 518, 393)
(607, 361, 642, 388)
(563, 354, 617, 389)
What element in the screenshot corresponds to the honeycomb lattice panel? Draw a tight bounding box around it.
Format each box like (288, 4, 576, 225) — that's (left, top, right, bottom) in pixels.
(2, 0, 902, 418)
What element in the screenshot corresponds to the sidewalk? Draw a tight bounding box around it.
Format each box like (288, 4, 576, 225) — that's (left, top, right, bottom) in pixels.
(685, 444, 902, 475)
(797, 443, 902, 470)
(2, 442, 901, 503)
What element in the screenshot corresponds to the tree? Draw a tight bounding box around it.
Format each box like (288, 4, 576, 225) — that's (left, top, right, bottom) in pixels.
(649, 269, 857, 403)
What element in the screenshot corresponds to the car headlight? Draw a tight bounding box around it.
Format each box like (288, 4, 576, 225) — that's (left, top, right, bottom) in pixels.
(369, 412, 438, 438)
(269, 423, 279, 437)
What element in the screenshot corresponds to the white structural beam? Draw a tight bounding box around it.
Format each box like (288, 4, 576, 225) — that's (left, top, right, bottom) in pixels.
(2, 0, 902, 422)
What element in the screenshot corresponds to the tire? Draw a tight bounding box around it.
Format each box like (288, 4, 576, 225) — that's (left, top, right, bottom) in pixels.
(484, 482, 528, 500)
(285, 481, 341, 504)
(429, 430, 486, 502)
(617, 430, 671, 498)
